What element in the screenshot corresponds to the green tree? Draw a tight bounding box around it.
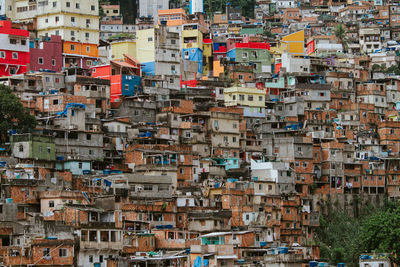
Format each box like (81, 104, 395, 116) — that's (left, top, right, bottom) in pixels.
(385, 65, 400, 75)
(316, 212, 363, 267)
(0, 84, 36, 143)
(334, 24, 349, 53)
(99, 5, 106, 19)
(204, 0, 256, 18)
(361, 205, 400, 265)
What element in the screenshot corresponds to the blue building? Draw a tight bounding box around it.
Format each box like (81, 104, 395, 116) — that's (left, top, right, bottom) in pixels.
(121, 75, 141, 96)
(183, 48, 203, 74)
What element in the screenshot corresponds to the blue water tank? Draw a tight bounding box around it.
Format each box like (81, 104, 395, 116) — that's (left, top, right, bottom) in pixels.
(310, 261, 318, 267)
(278, 247, 288, 254)
(338, 263, 346, 267)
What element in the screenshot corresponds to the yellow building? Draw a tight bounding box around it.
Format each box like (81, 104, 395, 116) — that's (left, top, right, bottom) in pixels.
(203, 39, 212, 77)
(111, 40, 136, 60)
(9, 0, 100, 45)
(136, 28, 156, 75)
(224, 87, 266, 107)
(280, 30, 305, 56)
(182, 23, 203, 49)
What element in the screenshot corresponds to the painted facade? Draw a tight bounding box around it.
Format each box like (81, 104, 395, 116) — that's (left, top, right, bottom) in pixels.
(0, 20, 29, 77)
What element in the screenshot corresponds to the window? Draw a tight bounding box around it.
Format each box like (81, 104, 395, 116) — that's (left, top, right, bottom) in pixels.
(9, 68, 16, 75)
(91, 5, 95, 11)
(71, 17, 75, 23)
(52, 59, 56, 66)
(21, 40, 26, 46)
(86, 134, 91, 140)
(78, 162, 82, 169)
(89, 255, 93, 263)
(49, 201, 54, 208)
(12, 52, 18, 59)
(248, 95, 254, 101)
(180, 168, 184, 174)
(259, 96, 263, 101)
(99, 255, 103, 263)
(45, 18, 49, 23)
(70, 44, 75, 51)
(59, 248, 67, 257)
(76, 3, 80, 9)
(85, 32, 90, 39)
(233, 123, 237, 129)
(86, 60, 92, 66)
(242, 52, 248, 58)
(0, 51, 5, 58)
(55, 16, 59, 23)
(38, 57, 44, 64)
(286, 208, 290, 214)
(9, 39, 16, 44)
(43, 248, 50, 257)
(148, 37, 153, 42)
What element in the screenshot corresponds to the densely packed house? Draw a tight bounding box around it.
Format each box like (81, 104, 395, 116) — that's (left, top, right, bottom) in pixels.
(0, 0, 399, 266)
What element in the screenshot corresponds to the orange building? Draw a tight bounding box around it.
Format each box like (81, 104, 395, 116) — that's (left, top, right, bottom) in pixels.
(63, 41, 99, 69)
(158, 9, 187, 26)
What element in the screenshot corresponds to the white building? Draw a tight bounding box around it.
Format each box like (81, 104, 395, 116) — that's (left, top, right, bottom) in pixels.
(0, 0, 5, 16)
(360, 28, 382, 54)
(271, 0, 296, 9)
(280, 52, 310, 73)
(359, 254, 391, 267)
(139, 0, 169, 23)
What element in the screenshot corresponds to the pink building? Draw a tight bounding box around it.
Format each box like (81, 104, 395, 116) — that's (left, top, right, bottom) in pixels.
(30, 35, 63, 72)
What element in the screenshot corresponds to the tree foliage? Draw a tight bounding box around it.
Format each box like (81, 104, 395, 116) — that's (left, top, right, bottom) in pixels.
(385, 65, 400, 75)
(334, 24, 349, 53)
(204, 0, 256, 19)
(317, 202, 400, 267)
(361, 205, 400, 265)
(316, 211, 363, 267)
(0, 84, 36, 142)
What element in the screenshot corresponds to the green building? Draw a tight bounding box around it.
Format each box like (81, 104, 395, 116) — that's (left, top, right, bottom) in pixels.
(11, 134, 56, 161)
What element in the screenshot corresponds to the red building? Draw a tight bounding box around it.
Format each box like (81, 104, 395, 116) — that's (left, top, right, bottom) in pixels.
(0, 20, 30, 77)
(30, 35, 63, 72)
(92, 54, 141, 103)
